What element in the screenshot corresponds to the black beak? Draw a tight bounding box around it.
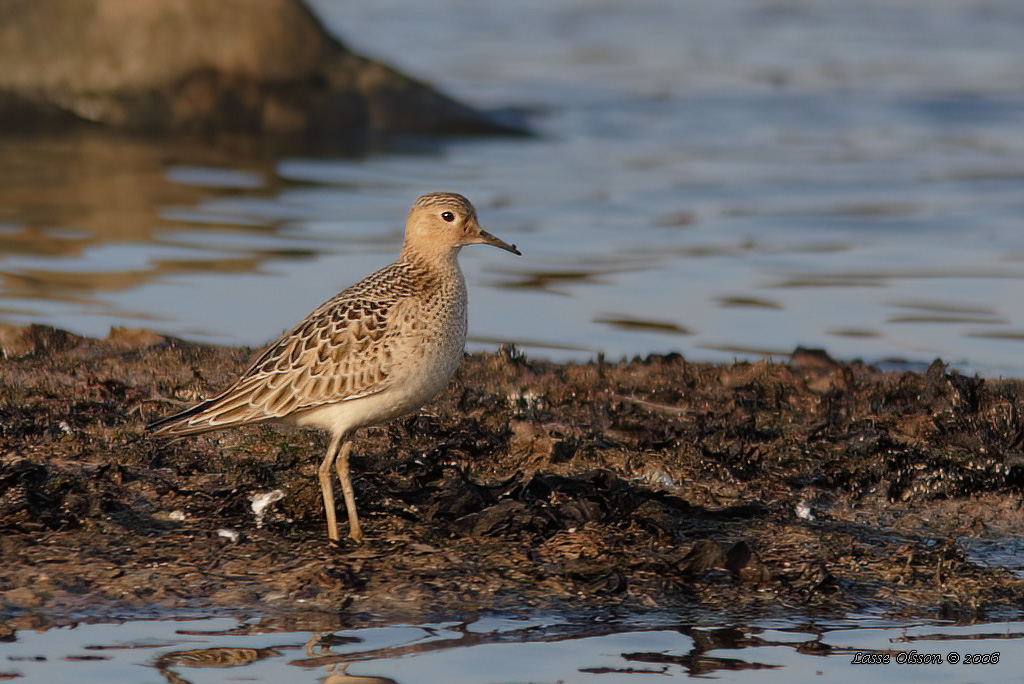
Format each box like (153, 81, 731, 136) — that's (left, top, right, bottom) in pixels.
(476, 229, 521, 256)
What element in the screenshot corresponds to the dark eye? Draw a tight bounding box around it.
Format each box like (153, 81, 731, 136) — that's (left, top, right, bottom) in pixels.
(441, 211, 455, 222)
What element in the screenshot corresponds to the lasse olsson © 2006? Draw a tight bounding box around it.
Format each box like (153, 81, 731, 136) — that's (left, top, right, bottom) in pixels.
(851, 651, 1000, 665)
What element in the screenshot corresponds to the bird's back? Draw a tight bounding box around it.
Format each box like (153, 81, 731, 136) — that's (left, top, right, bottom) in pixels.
(147, 256, 467, 437)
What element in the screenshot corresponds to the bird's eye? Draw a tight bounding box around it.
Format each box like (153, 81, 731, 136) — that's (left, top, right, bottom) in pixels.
(441, 211, 455, 222)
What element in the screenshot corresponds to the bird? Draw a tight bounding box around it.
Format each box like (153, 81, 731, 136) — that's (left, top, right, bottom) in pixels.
(147, 192, 520, 543)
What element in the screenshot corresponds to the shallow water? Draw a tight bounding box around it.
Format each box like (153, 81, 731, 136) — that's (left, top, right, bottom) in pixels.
(3, 614, 1024, 683)
(4, 0, 1024, 374)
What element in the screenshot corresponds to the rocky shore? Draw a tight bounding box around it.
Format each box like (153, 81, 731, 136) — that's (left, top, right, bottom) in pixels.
(0, 0, 524, 145)
(1, 324, 1023, 631)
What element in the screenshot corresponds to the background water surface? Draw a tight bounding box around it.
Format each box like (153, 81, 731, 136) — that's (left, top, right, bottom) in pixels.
(3, 0, 1024, 374)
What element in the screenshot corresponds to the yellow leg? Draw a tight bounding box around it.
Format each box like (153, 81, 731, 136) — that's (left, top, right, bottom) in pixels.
(317, 432, 343, 542)
(334, 439, 363, 542)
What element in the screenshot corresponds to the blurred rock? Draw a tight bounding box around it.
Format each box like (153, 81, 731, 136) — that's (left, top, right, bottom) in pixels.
(0, 0, 524, 142)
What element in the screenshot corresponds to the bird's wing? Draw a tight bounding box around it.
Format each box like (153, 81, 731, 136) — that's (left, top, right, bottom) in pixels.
(148, 265, 428, 436)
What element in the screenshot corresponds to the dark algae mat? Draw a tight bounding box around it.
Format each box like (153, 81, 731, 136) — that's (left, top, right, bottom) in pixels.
(2, 324, 1023, 628)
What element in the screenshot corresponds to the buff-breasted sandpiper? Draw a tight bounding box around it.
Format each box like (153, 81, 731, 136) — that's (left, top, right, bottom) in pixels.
(148, 192, 520, 543)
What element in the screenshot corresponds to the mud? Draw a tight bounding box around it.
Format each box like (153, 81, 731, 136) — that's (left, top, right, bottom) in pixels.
(1, 324, 1023, 631)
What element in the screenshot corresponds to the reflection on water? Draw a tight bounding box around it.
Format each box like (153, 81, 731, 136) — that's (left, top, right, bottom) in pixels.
(0, 134, 285, 326)
(155, 645, 283, 684)
(2, 615, 1024, 683)
(3, 0, 1024, 374)
(593, 315, 692, 336)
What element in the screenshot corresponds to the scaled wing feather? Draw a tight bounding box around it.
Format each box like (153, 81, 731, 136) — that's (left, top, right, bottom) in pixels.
(147, 260, 432, 437)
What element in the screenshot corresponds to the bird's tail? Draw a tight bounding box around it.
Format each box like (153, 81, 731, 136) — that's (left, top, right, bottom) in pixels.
(147, 379, 282, 436)
(146, 398, 225, 437)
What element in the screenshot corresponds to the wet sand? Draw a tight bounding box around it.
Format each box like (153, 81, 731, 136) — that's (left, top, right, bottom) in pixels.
(1, 324, 1023, 631)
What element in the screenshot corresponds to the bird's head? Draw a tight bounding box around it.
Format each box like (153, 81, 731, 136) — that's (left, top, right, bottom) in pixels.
(403, 192, 521, 260)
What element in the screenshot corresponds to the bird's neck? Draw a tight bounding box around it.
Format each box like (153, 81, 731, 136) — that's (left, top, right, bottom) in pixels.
(399, 243, 461, 274)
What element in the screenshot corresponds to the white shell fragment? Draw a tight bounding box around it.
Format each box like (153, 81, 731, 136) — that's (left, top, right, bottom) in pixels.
(250, 489, 286, 528)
